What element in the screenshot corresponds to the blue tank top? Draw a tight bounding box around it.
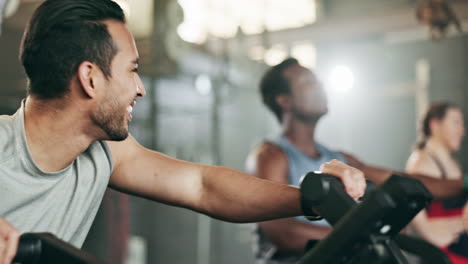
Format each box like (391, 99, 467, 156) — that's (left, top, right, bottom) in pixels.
(252, 136, 347, 262)
(270, 136, 347, 225)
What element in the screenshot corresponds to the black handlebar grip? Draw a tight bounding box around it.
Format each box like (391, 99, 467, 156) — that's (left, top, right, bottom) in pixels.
(300, 172, 357, 225)
(13, 233, 42, 264)
(13, 233, 108, 264)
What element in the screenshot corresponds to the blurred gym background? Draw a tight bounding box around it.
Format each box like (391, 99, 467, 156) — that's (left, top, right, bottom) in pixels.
(1, 0, 467, 263)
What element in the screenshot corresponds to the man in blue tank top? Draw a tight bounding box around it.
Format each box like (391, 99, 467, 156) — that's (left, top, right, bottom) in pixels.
(246, 58, 348, 263)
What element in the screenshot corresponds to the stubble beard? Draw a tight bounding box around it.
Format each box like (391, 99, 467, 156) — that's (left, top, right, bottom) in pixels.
(92, 95, 129, 141)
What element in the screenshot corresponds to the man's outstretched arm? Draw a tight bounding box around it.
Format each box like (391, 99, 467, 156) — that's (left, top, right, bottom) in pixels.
(342, 153, 464, 199)
(107, 136, 365, 223)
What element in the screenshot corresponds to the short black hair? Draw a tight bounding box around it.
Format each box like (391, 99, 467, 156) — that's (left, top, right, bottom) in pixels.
(259, 58, 299, 122)
(20, 0, 126, 99)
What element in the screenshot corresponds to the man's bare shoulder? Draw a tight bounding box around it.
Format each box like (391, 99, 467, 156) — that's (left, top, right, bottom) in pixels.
(246, 141, 288, 177)
(105, 135, 143, 166)
(251, 141, 287, 161)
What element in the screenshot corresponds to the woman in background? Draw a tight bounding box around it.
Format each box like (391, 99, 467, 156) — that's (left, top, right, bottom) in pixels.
(406, 102, 468, 263)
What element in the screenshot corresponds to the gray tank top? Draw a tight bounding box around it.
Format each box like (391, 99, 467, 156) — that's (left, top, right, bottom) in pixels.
(253, 136, 346, 262)
(0, 103, 113, 247)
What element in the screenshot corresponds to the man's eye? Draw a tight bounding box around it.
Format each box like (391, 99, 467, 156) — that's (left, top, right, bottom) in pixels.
(132, 68, 139, 73)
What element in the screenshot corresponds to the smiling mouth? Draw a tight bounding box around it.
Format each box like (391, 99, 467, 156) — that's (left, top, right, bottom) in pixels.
(127, 100, 136, 121)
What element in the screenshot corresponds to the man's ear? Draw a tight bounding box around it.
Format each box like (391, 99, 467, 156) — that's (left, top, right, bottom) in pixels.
(77, 61, 99, 98)
(276, 94, 291, 110)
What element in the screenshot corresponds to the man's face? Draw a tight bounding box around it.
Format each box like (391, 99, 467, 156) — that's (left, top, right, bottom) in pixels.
(282, 65, 328, 122)
(91, 20, 145, 141)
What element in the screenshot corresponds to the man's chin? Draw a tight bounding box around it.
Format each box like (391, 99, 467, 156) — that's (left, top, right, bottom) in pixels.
(296, 108, 327, 120)
(296, 113, 325, 123)
(111, 134, 129, 142)
(106, 128, 129, 142)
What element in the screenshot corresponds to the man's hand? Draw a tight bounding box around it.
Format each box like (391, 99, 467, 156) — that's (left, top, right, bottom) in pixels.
(0, 217, 19, 264)
(320, 159, 366, 199)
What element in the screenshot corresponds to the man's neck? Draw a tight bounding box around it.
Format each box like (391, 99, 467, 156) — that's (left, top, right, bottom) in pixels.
(281, 116, 320, 158)
(24, 97, 97, 172)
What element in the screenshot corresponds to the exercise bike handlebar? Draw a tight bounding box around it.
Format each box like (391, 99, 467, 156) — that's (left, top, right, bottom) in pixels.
(13, 233, 107, 264)
(298, 172, 441, 264)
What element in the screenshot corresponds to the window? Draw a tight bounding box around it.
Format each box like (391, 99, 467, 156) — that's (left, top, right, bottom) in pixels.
(178, 0, 317, 44)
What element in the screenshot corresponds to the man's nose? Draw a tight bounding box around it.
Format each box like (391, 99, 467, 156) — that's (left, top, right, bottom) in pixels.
(135, 76, 146, 98)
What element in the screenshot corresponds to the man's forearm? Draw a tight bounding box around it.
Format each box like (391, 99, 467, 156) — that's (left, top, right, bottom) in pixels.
(359, 165, 392, 186)
(404, 172, 464, 199)
(198, 165, 302, 223)
(361, 165, 464, 199)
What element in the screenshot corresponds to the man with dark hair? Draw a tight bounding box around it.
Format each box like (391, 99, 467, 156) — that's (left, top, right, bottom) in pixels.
(0, 1, 367, 263)
(247, 58, 466, 264)
(259, 58, 301, 123)
(20, 0, 125, 100)
(247, 58, 344, 263)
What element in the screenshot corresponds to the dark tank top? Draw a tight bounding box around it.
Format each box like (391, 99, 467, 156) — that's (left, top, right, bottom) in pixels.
(425, 153, 466, 218)
(424, 153, 468, 259)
